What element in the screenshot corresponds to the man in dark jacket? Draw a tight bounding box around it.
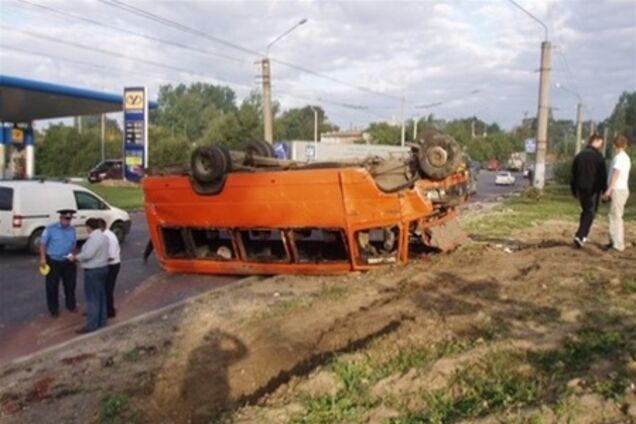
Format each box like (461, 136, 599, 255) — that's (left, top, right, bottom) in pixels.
(570, 134, 607, 247)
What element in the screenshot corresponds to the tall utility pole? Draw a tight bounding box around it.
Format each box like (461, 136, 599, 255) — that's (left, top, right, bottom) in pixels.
(575, 103, 582, 154)
(508, 0, 551, 189)
(534, 40, 552, 189)
(556, 83, 583, 155)
(310, 106, 318, 143)
(100, 114, 106, 162)
(400, 97, 406, 147)
(413, 118, 418, 140)
(262, 18, 307, 144)
(261, 58, 273, 143)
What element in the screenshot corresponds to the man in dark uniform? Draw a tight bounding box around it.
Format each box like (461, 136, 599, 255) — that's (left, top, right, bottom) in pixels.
(570, 134, 607, 248)
(39, 209, 77, 316)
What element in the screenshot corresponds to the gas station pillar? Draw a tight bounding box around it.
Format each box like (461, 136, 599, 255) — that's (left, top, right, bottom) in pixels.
(24, 126, 34, 179)
(0, 124, 11, 179)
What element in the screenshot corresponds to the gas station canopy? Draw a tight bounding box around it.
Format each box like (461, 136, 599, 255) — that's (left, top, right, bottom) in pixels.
(0, 74, 158, 123)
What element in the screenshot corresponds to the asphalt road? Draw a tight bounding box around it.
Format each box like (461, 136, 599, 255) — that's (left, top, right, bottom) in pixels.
(473, 170, 530, 202)
(0, 212, 239, 362)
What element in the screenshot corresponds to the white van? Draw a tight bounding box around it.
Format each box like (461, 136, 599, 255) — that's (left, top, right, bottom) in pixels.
(0, 180, 131, 253)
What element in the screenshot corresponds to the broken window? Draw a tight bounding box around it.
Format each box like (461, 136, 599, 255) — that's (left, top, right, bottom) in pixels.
(291, 228, 349, 262)
(239, 229, 289, 262)
(190, 228, 235, 260)
(355, 226, 399, 265)
(161, 227, 235, 260)
(161, 227, 189, 258)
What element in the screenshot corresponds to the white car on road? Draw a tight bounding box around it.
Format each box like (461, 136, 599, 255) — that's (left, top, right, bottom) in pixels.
(495, 171, 516, 186)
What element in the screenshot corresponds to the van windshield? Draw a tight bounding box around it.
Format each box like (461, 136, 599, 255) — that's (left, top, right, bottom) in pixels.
(0, 187, 13, 211)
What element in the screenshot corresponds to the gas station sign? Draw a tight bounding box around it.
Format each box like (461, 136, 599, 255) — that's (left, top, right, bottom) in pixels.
(123, 86, 148, 182)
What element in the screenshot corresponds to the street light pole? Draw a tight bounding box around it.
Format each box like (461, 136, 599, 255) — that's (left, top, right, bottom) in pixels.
(400, 97, 406, 147)
(534, 40, 552, 189)
(413, 118, 418, 140)
(556, 83, 583, 155)
(508, 0, 551, 189)
(575, 102, 582, 154)
(262, 18, 307, 144)
(310, 106, 319, 160)
(261, 58, 273, 143)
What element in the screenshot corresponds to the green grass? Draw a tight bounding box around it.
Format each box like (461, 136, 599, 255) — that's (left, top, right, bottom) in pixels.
(464, 184, 636, 237)
(386, 311, 635, 423)
(122, 347, 142, 362)
(99, 394, 130, 422)
(290, 334, 487, 424)
(83, 184, 143, 211)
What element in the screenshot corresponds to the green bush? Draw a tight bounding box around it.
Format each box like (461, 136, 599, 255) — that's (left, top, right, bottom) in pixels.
(553, 159, 573, 185)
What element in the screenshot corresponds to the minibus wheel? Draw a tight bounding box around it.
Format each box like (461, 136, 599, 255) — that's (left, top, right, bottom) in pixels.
(191, 145, 228, 184)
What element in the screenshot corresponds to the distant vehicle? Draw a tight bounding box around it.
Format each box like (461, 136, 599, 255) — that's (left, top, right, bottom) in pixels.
(88, 159, 123, 183)
(463, 155, 479, 194)
(495, 171, 516, 186)
(507, 152, 526, 172)
(0, 180, 131, 253)
(486, 160, 500, 171)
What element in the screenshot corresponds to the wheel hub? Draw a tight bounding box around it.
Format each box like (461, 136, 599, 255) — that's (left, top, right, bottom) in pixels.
(427, 146, 448, 167)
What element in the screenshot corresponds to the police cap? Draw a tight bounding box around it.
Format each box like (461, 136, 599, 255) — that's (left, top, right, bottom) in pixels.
(57, 209, 77, 219)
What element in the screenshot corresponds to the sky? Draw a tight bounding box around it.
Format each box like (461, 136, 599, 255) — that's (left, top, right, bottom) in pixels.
(1, 0, 635, 131)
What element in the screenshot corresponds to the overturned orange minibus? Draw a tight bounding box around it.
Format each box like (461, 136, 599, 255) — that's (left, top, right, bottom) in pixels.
(142, 135, 470, 275)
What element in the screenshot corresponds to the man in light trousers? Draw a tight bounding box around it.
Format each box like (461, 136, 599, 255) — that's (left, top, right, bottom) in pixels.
(602, 135, 631, 252)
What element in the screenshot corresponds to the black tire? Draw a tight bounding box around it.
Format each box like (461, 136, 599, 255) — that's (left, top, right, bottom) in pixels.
(418, 133, 462, 180)
(219, 145, 233, 173)
(191, 145, 228, 184)
(110, 222, 127, 244)
(242, 140, 274, 158)
(27, 227, 44, 254)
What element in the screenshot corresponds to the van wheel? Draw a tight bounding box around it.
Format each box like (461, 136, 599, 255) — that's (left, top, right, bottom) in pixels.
(191, 145, 229, 184)
(418, 133, 462, 180)
(110, 222, 127, 244)
(27, 228, 44, 254)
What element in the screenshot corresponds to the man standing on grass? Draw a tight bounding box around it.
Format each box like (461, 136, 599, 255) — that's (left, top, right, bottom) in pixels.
(602, 135, 631, 252)
(570, 134, 607, 248)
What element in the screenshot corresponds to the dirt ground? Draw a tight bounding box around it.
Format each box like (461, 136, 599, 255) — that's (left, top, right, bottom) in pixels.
(1, 217, 635, 423)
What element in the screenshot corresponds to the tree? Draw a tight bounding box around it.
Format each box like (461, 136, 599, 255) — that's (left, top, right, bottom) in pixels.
(366, 122, 401, 145)
(274, 105, 337, 141)
(606, 91, 636, 142)
(151, 83, 238, 142)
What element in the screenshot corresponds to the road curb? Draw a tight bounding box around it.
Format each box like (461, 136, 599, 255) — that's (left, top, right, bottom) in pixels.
(3, 275, 263, 370)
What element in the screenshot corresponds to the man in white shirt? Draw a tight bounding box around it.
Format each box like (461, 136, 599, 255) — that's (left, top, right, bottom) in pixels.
(69, 218, 109, 333)
(99, 219, 121, 318)
(602, 135, 632, 251)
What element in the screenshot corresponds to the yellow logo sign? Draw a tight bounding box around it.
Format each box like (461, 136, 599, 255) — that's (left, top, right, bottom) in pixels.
(11, 128, 24, 144)
(124, 90, 144, 111)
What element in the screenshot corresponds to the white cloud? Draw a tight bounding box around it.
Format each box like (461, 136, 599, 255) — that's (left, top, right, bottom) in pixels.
(0, 0, 634, 130)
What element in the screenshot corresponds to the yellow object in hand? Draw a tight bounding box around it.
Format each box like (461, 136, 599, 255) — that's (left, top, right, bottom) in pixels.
(39, 264, 50, 276)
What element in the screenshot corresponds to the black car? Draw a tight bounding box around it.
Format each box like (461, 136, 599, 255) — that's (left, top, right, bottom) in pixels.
(88, 160, 123, 183)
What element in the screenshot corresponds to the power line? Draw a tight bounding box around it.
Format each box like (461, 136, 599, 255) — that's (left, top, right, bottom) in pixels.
(506, 0, 549, 40)
(0, 43, 243, 88)
(98, 0, 402, 102)
(11, 0, 247, 65)
(4, 27, 254, 90)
